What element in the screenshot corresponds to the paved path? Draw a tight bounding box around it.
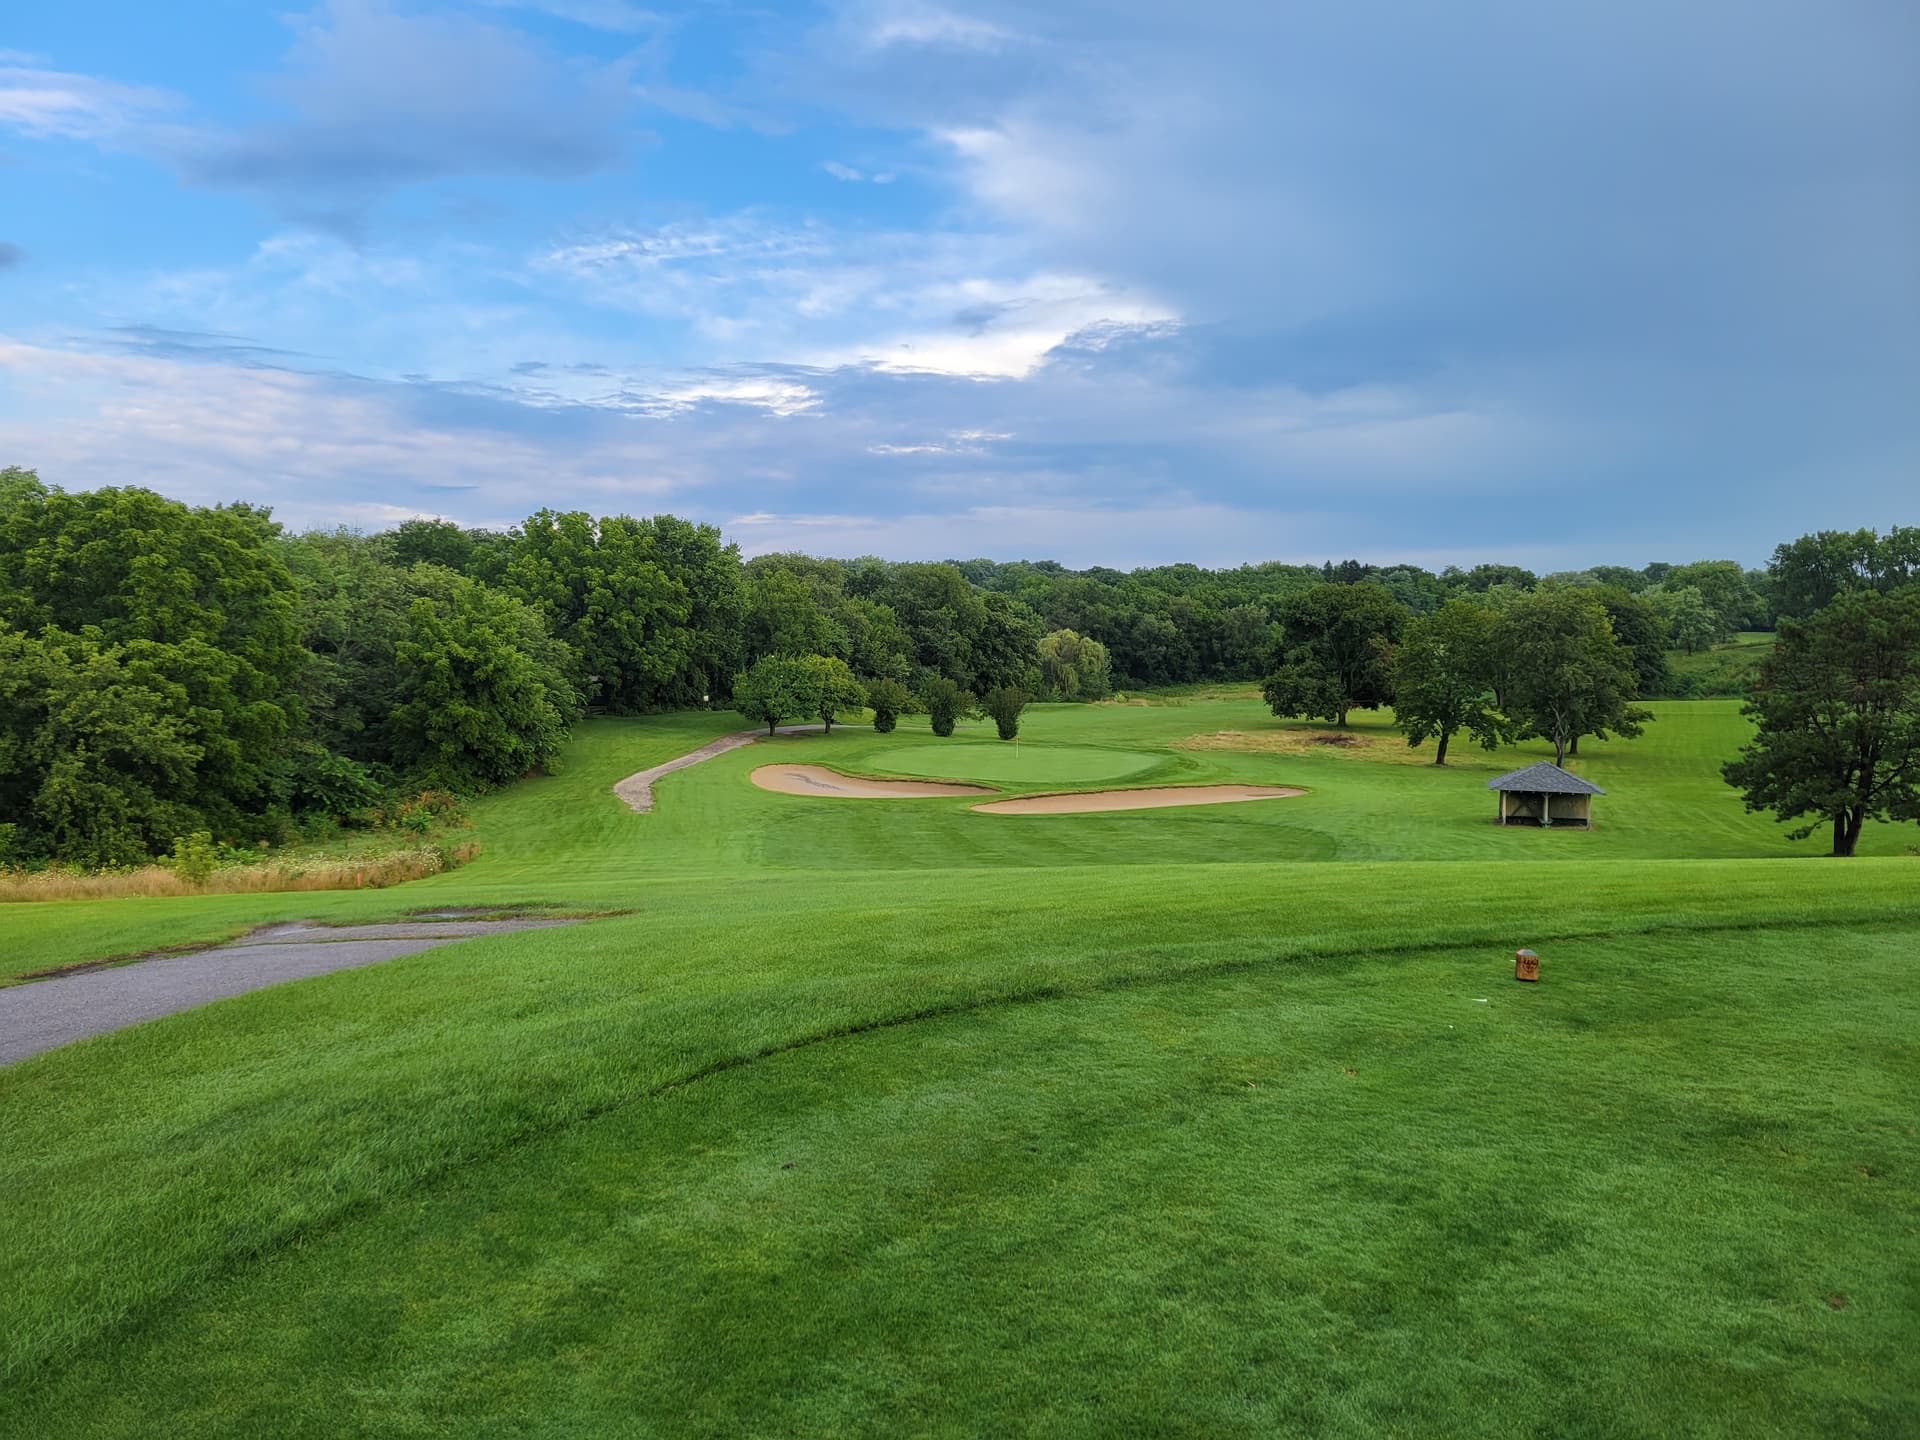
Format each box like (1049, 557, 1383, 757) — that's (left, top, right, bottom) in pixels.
(0, 918, 571, 1066)
(612, 723, 855, 813)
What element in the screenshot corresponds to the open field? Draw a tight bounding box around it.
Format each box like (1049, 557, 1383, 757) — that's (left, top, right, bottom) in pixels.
(2, 694, 1916, 1435)
(1664, 631, 1776, 697)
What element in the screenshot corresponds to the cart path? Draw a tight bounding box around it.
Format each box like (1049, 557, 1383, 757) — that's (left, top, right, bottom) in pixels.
(0, 918, 574, 1066)
(613, 723, 858, 813)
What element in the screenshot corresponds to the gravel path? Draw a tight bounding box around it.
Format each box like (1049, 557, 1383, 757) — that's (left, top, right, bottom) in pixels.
(0, 918, 572, 1066)
(612, 723, 852, 813)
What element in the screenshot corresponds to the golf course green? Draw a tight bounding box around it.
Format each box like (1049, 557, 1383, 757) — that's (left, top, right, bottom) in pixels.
(872, 740, 1162, 783)
(2, 691, 1916, 1437)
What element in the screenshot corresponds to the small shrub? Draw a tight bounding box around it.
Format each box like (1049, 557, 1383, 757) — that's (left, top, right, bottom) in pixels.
(166, 831, 219, 886)
(866, 677, 912, 735)
(924, 678, 973, 738)
(980, 686, 1031, 741)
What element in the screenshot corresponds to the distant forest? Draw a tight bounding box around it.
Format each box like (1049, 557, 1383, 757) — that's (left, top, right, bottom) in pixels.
(2, 465, 1914, 866)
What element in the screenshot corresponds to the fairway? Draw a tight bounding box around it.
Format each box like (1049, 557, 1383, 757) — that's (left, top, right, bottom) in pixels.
(2, 693, 1916, 1437)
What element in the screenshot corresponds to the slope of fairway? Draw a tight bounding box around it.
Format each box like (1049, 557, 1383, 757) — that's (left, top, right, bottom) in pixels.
(1, 696, 1917, 1436)
(2, 695, 1915, 981)
(3, 915, 1915, 1436)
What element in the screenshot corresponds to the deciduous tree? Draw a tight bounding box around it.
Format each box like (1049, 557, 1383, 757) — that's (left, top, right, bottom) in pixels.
(732, 654, 823, 735)
(1723, 587, 1920, 856)
(1261, 582, 1403, 727)
(1391, 599, 1508, 764)
(1768, 527, 1920, 621)
(1036, 629, 1113, 700)
(809, 655, 866, 733)
(1496, 590, 1649, 766)
(387, 568, 578, 789)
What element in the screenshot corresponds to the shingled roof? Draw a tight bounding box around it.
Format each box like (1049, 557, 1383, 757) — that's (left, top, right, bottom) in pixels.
(1487, 762, 1606, 796)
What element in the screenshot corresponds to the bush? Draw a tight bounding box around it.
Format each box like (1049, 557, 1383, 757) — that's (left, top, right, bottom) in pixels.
(980, 685, 1030, 740)
(866, 677, 912, 735)
(165, 831, 219, 886)
(923, 678, 973, 738)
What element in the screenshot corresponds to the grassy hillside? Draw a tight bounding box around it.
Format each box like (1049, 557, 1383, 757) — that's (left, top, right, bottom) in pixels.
(1662, 631, 1775, 697)
(1, 695, 1915, 1435)
(3, 692, 1905, 982)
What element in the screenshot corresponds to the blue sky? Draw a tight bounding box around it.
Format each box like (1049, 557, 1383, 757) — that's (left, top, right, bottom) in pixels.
(1, 1, 1914, 567)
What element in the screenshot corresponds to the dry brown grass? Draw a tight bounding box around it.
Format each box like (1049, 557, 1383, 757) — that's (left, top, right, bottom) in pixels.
(0, 842, 481, 903)
(1175, 728, 1505, 769)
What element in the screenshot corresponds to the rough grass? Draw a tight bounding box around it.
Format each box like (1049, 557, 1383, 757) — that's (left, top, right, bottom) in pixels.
(0, 696, 1916, 1435)
(1663, 630, 1775, 697)
(0, 840, 480, 904)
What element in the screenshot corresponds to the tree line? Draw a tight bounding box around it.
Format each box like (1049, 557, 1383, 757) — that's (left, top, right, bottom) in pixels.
(1, 466, 1911, 863)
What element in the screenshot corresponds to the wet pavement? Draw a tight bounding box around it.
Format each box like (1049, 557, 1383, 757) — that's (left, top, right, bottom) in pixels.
(0, 917, 572, 1065)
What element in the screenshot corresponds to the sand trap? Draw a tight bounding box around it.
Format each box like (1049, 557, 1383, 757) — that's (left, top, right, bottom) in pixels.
(971, 784, 1305, 815)
(750, 764, 994, 799)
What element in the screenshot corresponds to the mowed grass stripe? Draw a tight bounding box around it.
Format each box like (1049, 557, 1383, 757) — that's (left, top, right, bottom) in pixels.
(4, 924, 1915, 1437)
(4, 697, 1913, 981)
(2, 859, 1916, 1390)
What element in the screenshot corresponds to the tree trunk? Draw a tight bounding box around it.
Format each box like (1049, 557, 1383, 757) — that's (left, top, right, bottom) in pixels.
(1567, 735, 1580, 757)
(767, 719, 778, 735)
(1338, 706, 1349, 727)
(1553, 733, 1569, 766)
(823, 717, 833, 734)
(1434, 730, 1451, 765)
(1834, 808, 1863, 857)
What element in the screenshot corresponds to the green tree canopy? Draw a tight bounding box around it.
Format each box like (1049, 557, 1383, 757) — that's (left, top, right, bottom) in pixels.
(923, 677, 973, 738)
(1723, 586, 1920, 856)
(1661, 560, 1763, 634)
(808, 655, 867, 733)
(1768, 527, 1920, 621)
(1592, 586, 1672, 696)
(865, 677, 913, 734)
(387, 567, 579, 790)
(1648, 585, 1721, 653)
(732, 654, 823, 735)
(1036, 628, 1113, 701)
(980, 685, 1030, 741)
(1261, 582, 1404, 727)
(1495, 589, 1650, 766)
(0, 475, 304, 846)
(1391, 599, 1509, 764)
(0, 631, 204, 867)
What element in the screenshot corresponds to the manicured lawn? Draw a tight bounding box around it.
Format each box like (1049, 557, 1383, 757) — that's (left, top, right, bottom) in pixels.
(1, 694, 1915, 1435)
(869, 738, 1167, 783)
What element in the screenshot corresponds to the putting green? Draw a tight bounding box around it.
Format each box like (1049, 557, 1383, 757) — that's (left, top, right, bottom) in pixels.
(874, 742, 1158, 785)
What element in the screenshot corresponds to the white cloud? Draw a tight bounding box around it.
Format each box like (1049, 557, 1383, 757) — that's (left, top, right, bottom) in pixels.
(542, 213, 1180, 379)
(855, 1, 1017, 52)
(0, 61, 181, 143)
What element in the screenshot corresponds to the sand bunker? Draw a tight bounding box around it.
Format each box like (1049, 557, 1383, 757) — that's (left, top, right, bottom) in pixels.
(750, 764, 993, 799)
(971, 784, 1304, 815)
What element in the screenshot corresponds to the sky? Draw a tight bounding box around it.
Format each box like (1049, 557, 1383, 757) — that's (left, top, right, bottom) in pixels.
(1, 1, 1915, 569)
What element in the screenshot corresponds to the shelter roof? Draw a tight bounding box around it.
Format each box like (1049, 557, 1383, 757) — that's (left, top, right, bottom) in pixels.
(1487, 761, 1606, 795)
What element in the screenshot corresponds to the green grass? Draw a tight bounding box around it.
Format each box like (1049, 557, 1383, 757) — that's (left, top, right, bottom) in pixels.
(1, 694, 1916, 1435)
(869, 738, 1165, 783)
(1664, 631, 1775, 697)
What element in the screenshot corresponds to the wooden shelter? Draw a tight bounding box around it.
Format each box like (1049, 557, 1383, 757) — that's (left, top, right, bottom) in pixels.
(1488, 762, 1605, 828)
